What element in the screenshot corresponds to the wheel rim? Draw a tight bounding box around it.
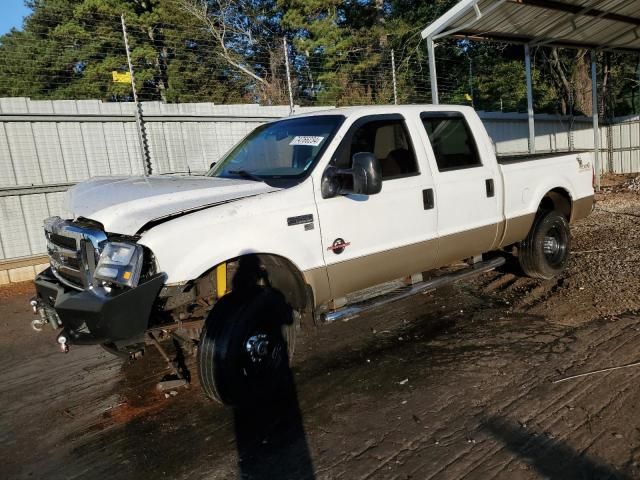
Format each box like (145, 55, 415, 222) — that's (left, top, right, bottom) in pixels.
(542, 224, 567, 267)
(243, 329, 285, 378)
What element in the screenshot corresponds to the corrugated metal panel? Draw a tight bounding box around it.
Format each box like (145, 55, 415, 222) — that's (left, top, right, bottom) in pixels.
(0, 123, 16, 185)
(4, 122, 42, 185)
(610, 119, 640, 173)
(103, 122, 135, 175)
(0, 196, 32, 259)
(480, 112, 594, 155)
(450, 0, 640, 51)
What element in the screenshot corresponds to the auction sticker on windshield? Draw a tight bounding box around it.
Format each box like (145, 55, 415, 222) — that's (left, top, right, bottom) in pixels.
(289, 136, 325, 146)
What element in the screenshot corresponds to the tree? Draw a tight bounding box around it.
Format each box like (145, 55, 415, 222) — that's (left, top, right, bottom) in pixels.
(178, 0, 290, 104)
(0, 0, 248, 102)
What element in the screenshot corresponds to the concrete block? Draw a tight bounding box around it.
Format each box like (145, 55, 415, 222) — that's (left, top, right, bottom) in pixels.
(34, 263, 49, 274)
(8, 266, 36, 283)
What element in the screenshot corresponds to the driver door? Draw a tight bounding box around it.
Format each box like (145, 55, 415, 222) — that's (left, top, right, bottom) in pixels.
(314, 114, 439, 299)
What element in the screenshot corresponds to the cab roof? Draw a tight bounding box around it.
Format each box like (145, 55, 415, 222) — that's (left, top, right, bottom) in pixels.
(289, 104, 475, 120)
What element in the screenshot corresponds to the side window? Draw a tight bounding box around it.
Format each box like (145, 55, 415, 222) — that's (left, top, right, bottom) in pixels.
(421, 113, 481, 171)
(335, 118, 419, 179)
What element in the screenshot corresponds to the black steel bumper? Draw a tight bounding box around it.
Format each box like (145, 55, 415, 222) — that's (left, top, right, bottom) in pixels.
(34, 268, 165, 345)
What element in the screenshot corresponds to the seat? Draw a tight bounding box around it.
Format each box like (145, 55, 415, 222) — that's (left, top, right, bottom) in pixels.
(382, 148, 414, 178)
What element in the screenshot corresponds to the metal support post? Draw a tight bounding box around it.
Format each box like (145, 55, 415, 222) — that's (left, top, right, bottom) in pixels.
(391, 49, 398, 105)
(525, 44, 536, 154)
(591, 50, 601, 190)
(283, 37, 295, 115)
(121, 15, 152, 175)
(427, 37, 439, 105)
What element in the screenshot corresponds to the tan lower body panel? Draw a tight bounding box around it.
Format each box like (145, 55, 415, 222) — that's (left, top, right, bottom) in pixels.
(499, 213, 536, 248)
(436, 223, 499, 267)
(302, 266, 332, 306)
(322, 223, 498, 301)
(498, 195, 594, 247)
(305, 197, 594, 306)
(323, 238, 438, 300)
(571, 195, 594, 224)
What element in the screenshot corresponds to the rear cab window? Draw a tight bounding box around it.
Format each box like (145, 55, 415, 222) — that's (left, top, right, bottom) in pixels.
(421, 112, 482, 172)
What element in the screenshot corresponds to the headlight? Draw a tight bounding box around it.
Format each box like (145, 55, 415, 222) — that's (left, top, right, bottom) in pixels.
(94, 242, 144, 288)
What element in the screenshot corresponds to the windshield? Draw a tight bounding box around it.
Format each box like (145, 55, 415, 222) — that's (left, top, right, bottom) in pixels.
(208, 115, 344, 179)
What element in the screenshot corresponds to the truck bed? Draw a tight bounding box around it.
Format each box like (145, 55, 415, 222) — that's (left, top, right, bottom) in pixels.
(497, 149, 593, 164)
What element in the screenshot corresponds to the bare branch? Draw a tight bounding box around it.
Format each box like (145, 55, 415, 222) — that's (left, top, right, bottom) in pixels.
(178, 0, 268, 85)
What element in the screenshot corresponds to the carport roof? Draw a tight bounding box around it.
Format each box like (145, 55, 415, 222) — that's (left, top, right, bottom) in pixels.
(421, 0, 640, 52)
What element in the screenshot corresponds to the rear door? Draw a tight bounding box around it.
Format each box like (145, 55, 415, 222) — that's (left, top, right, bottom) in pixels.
(418, 111, 502, 265)
(314, 114, 439, 299)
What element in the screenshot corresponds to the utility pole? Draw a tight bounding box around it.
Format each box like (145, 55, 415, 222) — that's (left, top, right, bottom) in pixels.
(121, 15, 152, 175)
(283, 38, 294, 115)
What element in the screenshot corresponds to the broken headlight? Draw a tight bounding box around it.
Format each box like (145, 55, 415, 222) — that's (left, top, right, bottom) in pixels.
(94, 242, 143, 288)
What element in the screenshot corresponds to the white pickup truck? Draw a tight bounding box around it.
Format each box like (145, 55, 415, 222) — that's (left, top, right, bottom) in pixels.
(32, 105, 594, 405)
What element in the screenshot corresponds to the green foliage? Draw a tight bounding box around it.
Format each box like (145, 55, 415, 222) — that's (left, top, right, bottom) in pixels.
(0, 0, 248, 102)
(0, 0, 638, 114)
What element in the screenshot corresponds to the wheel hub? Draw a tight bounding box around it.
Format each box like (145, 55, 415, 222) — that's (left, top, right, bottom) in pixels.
(543, 236, 560, 255)
(245, 334, 270, 363)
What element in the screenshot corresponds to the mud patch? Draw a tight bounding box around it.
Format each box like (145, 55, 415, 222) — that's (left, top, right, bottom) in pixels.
(2, 178, 640, 479)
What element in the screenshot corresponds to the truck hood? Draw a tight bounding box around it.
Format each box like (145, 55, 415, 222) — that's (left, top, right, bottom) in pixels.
(65, 175, 281, 235)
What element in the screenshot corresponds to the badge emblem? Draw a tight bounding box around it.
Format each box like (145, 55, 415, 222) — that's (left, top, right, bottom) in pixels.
(327, 238, 350, 255)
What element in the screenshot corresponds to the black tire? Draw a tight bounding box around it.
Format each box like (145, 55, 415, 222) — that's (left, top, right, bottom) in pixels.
(197, 286, 296, 406)
(519, 210, 571, 280)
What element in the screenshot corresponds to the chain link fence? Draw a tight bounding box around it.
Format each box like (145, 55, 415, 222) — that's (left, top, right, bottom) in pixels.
(1, 7, 638, 113)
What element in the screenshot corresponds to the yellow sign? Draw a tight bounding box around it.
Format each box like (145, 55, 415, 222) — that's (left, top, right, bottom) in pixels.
(111, 71, 131, 84)
(464, 93, 472, 101)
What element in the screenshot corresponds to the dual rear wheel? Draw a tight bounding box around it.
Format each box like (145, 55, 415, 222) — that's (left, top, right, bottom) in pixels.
(519, 210, 571, 280)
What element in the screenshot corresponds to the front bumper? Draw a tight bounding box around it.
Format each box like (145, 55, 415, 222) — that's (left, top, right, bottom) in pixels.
(34, 268, 165, 345)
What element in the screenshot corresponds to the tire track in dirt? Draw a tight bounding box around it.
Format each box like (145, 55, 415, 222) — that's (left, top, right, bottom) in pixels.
(334, 315, 640, 480)
(440, 317, 640, 479)
(479, 372, 640, 480)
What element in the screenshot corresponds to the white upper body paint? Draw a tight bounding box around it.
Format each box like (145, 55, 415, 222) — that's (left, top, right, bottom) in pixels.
(63, 105, 594, 287)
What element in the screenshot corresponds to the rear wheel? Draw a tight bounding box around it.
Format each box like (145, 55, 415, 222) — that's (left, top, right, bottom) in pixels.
(197, 286, 296, 406)
(519, 210, 571, 280)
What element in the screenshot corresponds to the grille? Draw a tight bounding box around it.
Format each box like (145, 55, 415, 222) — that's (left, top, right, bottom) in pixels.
(44, 217, 108, 290)
(48, 232, 76, 250)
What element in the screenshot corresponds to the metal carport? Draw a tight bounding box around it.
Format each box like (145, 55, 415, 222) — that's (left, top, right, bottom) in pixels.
(421, 0, 640, 189)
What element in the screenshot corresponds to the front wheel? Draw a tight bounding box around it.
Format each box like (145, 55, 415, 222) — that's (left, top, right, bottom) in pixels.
(519, 210, 571, 280)
(197, 286, 296, 406)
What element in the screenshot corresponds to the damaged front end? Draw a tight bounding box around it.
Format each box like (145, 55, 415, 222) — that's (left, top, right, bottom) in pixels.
(31, 216, 165, 353)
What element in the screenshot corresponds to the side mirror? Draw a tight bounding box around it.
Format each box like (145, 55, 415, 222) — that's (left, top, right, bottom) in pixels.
(209, 161, 217, 170)
(321, 152, 382, 198)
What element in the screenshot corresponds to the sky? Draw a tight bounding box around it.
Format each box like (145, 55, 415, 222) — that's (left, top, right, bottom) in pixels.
(0, 0, 31, 36)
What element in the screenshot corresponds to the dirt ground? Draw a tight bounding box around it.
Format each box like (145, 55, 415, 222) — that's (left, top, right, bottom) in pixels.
(2, 175, 640, 480)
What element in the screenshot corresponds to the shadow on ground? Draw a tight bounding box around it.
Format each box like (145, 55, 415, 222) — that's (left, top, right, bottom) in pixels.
(232, 370, 315, 480)
(483, 416, 631, 480)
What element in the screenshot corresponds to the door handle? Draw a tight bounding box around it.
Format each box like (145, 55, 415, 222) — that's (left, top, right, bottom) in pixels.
(485, 179, 495, 198)
(423, 188, 435, 210)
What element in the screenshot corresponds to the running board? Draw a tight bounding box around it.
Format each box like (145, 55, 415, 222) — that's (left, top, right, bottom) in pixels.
(320, 256, 505, 323)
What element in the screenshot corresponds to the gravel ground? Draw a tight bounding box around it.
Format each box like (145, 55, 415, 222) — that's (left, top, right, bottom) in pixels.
(1, 176, 639, 480)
